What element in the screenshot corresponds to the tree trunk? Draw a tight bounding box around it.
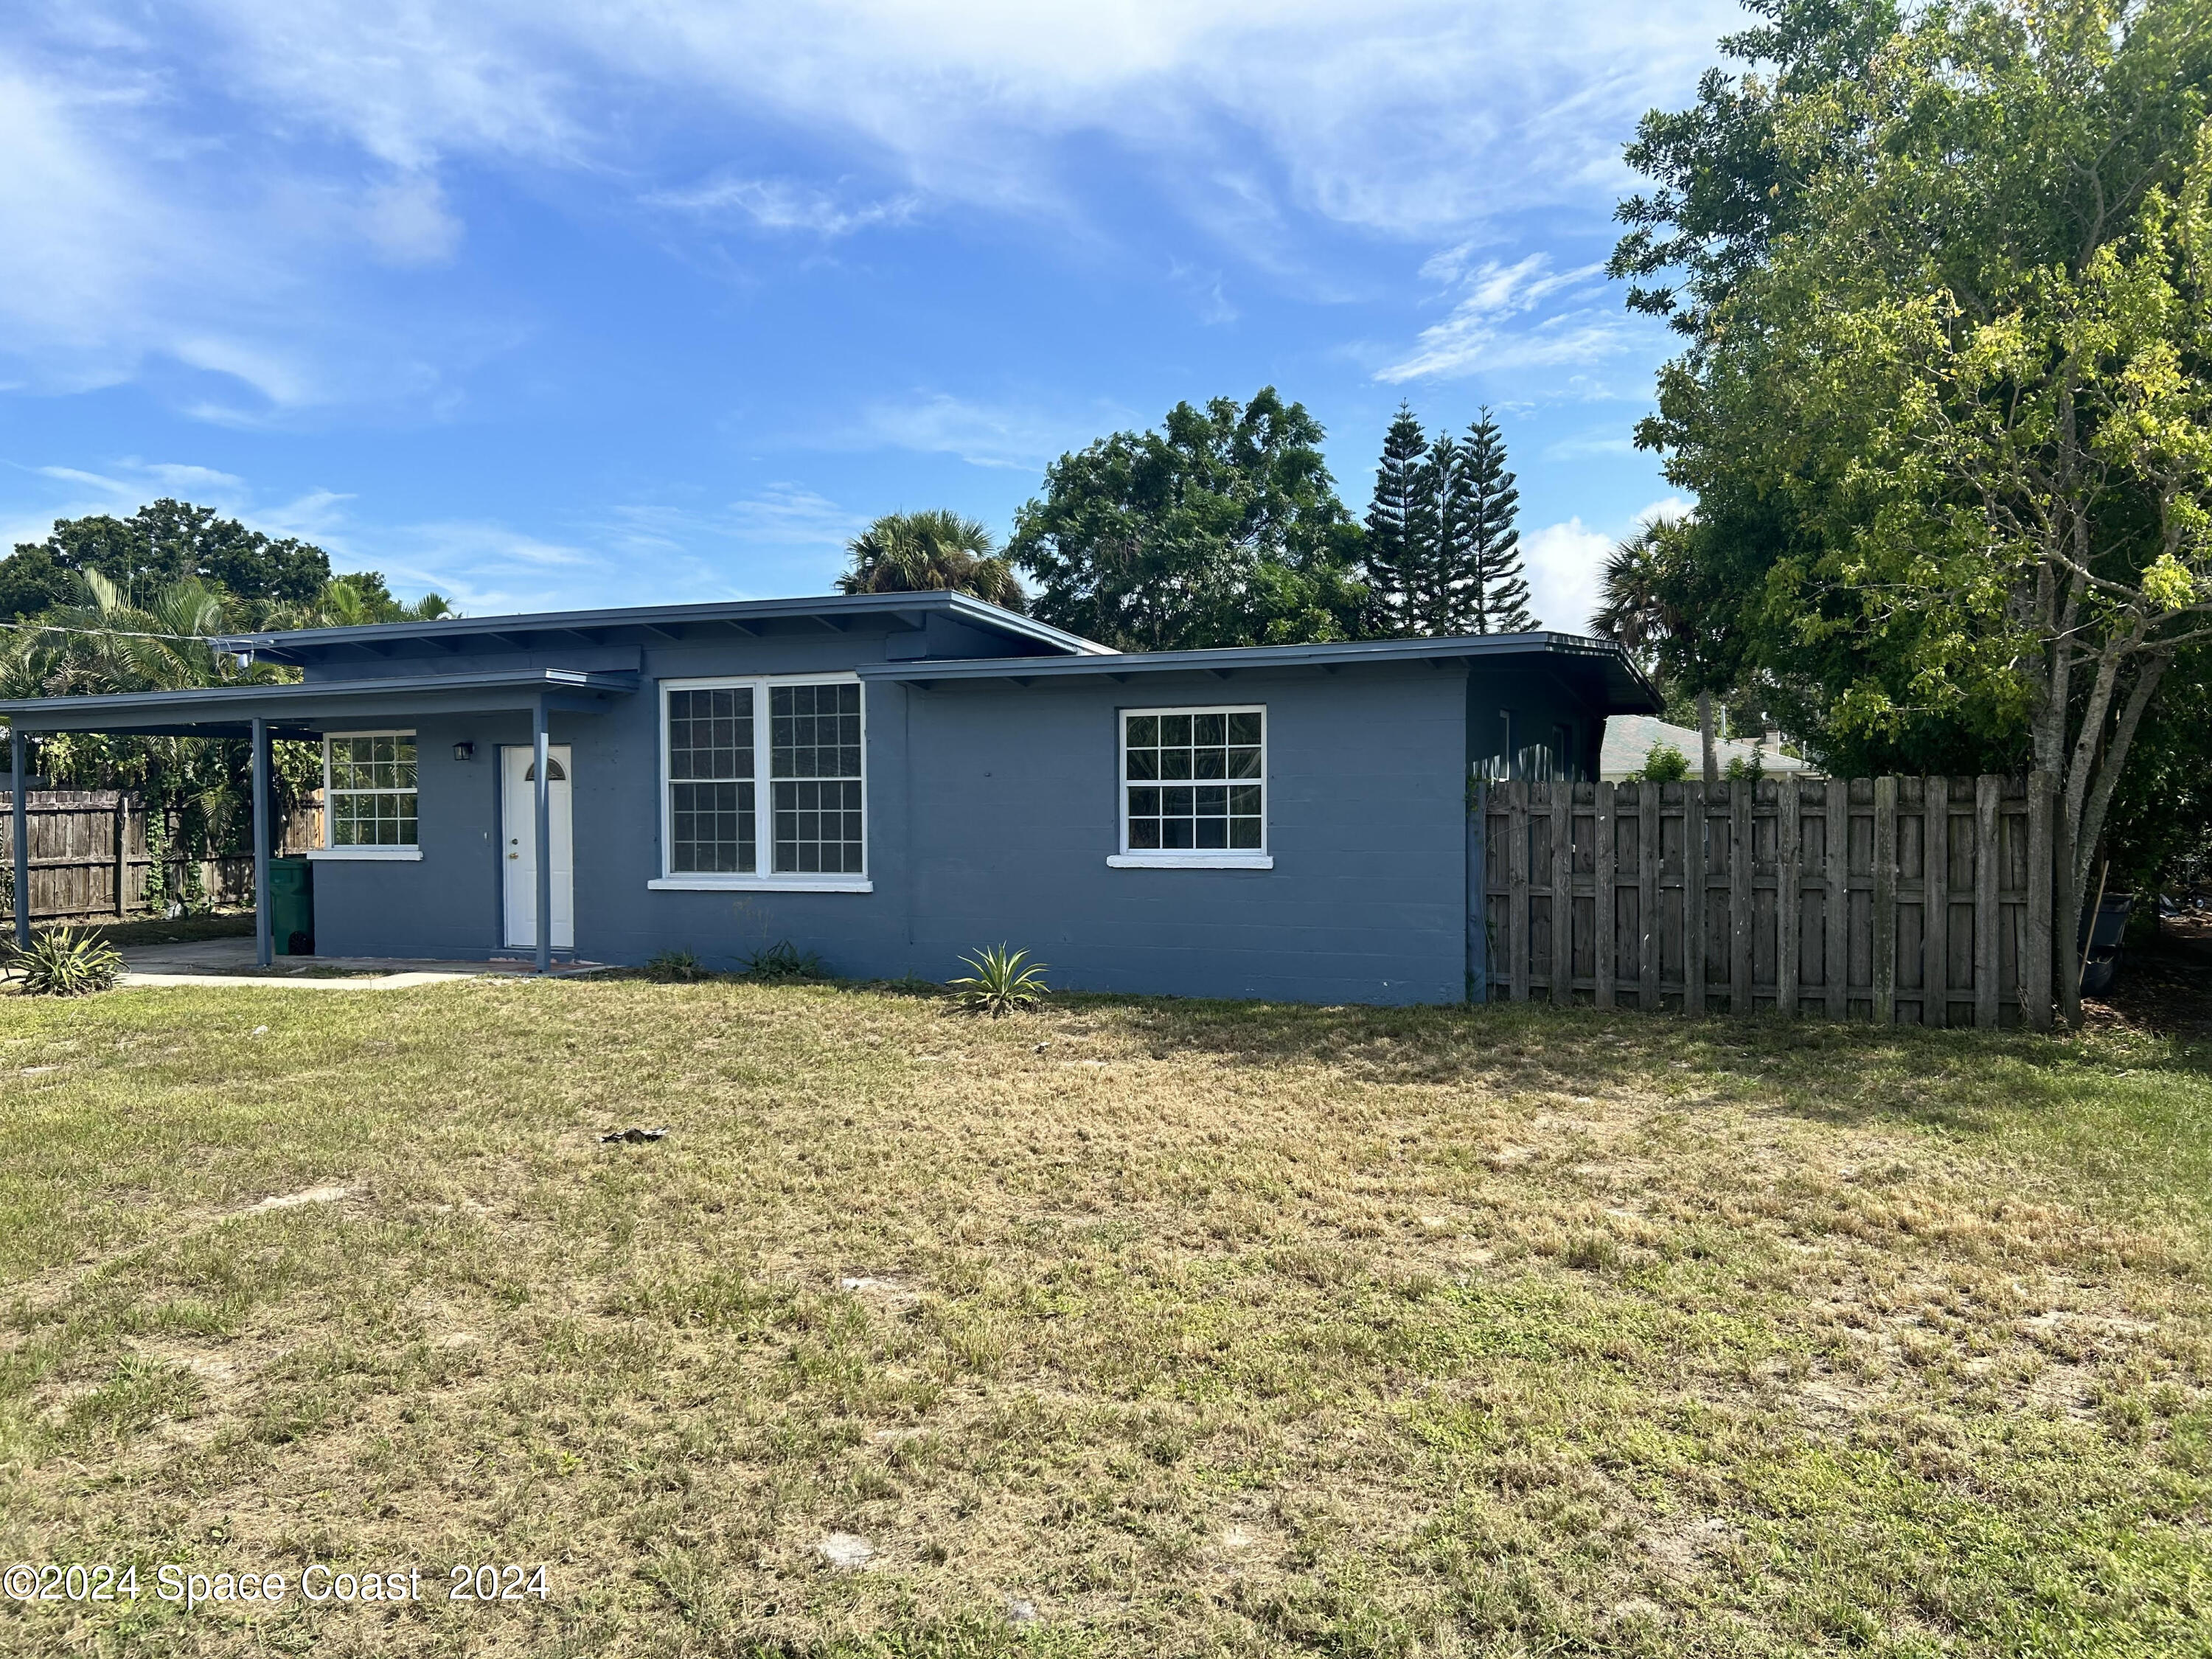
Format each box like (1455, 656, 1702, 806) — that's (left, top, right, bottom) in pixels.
(1697, 691, 1719, 784)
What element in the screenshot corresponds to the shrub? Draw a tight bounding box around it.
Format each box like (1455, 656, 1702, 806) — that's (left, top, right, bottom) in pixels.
(742, 940, 824, 981)
(1632, 742, 1690, 782)
(644, 948, 711, 983)
(8, 927, 125, 996)
(948, 945, 1048, 1018)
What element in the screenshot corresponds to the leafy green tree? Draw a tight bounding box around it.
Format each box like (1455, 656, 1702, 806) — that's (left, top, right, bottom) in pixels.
(1363, 405, 1428, 633)
(835, 510, 1025, 611)
(1009, 389, 1369, 651)
(1613, 0, 2212, 1017)
(1, 499, 331, 624)
(265, 571, 455, 629)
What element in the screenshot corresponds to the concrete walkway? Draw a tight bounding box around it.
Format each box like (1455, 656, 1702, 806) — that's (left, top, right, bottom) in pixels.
(117, 936, 609, 990)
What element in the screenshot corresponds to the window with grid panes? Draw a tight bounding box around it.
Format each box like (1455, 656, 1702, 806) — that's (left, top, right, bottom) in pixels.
(667, 686, 754, 872)
(1121, 708, 1265, 852)
(325, 734, 417, 846)
(771, 683, 864, 873)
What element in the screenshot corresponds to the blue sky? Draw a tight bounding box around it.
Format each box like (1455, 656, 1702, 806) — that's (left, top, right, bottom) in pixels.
(0, 1, 1739, 633)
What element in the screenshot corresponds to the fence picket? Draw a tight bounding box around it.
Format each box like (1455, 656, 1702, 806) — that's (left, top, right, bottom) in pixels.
(1473, 770, 2056, 1027)
(1777, 779, 1801, 1017)
(2025, 771, 2054, 1029)
(1595, 781, 1616, 1009)
(1638, 783, 1660, 1012)
(1975, 774, 2001, 1029)
(1509, 780, 1530, 1002)
(1551, 782, 1573, 1003)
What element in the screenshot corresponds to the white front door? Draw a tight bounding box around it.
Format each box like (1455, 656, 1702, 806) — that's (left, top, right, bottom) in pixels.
(502, 745, 574, 950)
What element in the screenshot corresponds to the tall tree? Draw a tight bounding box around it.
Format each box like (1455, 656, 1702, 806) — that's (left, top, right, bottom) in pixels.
(0, 499, 330, 624)
(1455, 409, 1534, 633)
(1613, 0, 2212, 1019)
(1009, 389, 1369, 651)
(835, 509, 1026, 611)
(1363, 405, 1428, 635)
(1409, 432, 1463, 633)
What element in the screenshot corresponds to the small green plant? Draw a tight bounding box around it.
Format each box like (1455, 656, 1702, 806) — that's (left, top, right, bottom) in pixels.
(948, 944, 1048, 1018)
(1723, 748, 1767, 784)
(742, 940, 824, 981)
(644, 948, 711, 983)
(8, 926, 125, 996)
(1631, 742, 1691, 782)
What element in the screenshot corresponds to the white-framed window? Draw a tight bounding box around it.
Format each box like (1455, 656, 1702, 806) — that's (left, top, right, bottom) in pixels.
(1107, 705, 1273, 870)
(312, 731, 422, 861)
(650, 675, 870, 892)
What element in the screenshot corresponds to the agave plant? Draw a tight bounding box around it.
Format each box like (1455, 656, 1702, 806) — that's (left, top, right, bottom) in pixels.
(947, 945, 1048, 1018)
(8, 927, 125, 996)
(742, 939, 824, 981)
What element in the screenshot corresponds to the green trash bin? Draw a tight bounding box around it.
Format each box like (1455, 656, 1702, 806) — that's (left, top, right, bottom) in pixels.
(269, 857, 314, 956)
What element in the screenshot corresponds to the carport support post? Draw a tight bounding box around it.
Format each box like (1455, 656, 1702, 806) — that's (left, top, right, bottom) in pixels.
(251, 717, 272, 969)
(10, 726, 27, 950)
(534, 695, 552, 976)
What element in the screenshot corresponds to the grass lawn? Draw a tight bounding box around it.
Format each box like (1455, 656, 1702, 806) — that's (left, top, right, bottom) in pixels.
(0, 978, 2208, 1657)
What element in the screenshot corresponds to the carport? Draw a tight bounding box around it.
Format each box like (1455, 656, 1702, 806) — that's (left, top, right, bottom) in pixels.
(0, 669, 636, 973)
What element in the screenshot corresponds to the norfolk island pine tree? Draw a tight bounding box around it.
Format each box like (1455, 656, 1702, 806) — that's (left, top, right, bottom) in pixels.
(1363, 405, 1428, 635)
(1457, 408, 1535, 634)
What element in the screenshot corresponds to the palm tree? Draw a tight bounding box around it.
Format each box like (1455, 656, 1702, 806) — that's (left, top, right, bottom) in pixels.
(1590, 522, 1720, 782)
(837, 510, 1026, 612)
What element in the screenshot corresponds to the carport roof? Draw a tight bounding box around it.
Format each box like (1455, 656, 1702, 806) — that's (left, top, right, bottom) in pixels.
(0, 667, 639, 738)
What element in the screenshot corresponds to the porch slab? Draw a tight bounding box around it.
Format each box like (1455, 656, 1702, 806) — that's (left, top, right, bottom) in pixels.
(116, 936, 608, 989)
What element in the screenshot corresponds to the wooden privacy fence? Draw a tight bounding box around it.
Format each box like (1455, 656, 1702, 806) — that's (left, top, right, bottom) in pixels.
(1472, 775, 2056, 1029)
(0, 790, 321, 925)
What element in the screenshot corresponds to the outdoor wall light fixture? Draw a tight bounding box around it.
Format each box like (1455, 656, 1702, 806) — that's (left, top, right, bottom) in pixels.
(453, 741, 476, 762)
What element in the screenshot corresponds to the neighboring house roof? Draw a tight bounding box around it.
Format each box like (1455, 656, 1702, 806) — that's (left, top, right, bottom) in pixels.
(1601, 714, 1818, 780)
(859, 630, 1660, 712)
(213, 590, 1114, 667)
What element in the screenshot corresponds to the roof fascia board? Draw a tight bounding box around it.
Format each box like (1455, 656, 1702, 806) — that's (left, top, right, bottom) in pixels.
(215, 591, 1110, 661)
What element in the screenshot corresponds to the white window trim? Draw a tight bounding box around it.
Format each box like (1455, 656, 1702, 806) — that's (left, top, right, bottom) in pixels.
(1115, 703, 1271, 870)
(321, 728, 420, 854)
(657, 672, 869, 888)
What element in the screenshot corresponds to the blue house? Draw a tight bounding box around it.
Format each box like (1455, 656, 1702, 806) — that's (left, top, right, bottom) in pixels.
(0, 593, 1655, 1004)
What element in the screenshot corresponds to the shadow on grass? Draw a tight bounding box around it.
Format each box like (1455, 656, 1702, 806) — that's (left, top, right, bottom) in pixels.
(1015, 990, 2212, 1208)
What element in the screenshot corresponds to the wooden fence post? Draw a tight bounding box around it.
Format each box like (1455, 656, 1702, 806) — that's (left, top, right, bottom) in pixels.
(1975, 774, 2001, 1029)
(1683, 785, 1705, 1017)
(2025, 770, 2054, 1029)
(1551, 782, 1573, 1003)
(1924, 776, 1949, 1029)
(1509, 779, 1530, 1002)
(1873, 776, 1898, 1026)
(1638, 783, 1660, 1012)
(1825, 779, 1849, 1020)
(1778, 779, 1801, 1017)
(1594, 781, 1616, 1010)
(1730, 782, 1753, 1014)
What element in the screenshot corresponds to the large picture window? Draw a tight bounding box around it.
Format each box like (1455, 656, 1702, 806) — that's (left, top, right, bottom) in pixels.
(324, 733, 417, 849)
(1116, 706, 1267, 867)
(667, 686, 754, 873)
(655, 677, 867, 889)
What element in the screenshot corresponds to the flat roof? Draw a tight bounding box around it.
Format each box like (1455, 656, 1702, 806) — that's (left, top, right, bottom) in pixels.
(857, 631, 1660, 711)
(215, 590, 1113, 665)
(0, 668, 639, 738)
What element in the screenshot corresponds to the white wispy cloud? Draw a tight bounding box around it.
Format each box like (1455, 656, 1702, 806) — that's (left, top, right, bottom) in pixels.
(1376, 253, 1627, 383)
(847, 392, 1121, 471)
(0, 1, 1739, 409)
(647, 176, 920, 237)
